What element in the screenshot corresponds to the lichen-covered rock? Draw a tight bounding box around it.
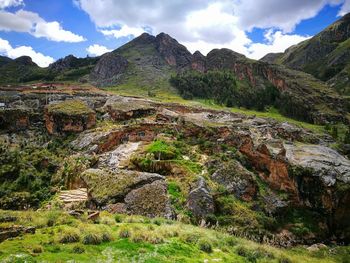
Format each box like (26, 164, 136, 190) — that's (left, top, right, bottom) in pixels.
(103, 98, 156, 121)
(187, 176, 214, 220)
(124, 180, 173, 219)
(211, 160, 257, 201)
(45, 100, 96, 135)
(285, 143, 350, 185)
(81, 168, 164, 206)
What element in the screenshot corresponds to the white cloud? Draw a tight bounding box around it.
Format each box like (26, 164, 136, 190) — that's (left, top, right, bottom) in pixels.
(247, 30, 311, 59)
(233, 0, 344, 33)
(100, 25, 145, 39)
(76, 0, 349, 59)
(86, 44, 112, 56)
(34, 21, 86, 42)
(0, 37, 54, 67)
(0, 0, 23, 9)
(338, 0, 350, 15)
(0, 9, 85, 42)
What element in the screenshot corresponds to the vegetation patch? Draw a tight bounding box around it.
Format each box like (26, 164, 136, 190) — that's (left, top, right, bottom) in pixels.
(47, 100, 94, 116)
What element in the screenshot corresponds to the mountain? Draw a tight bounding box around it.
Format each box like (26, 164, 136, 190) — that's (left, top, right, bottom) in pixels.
(261, 12, 350, 95)
(188, 48, 349, 124)
(0, 56, 48, 84)
(0, 30, 349, 124)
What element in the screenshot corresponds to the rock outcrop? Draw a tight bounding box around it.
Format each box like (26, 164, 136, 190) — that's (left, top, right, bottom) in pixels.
(103, 98, 156, 121)
(45, 100, 96, 135)
(90, 52, 128, 86)
(80, 168, 172, 218)
(155, 32, 193, 69)
(0, 108, 31, 131)
(187, 176, 214, 221)
(211, 160, 257, 201)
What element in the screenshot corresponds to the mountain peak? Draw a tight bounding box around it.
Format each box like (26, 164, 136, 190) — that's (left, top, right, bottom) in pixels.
(14, 56, 37, 66)
(155, 32, 192, 68)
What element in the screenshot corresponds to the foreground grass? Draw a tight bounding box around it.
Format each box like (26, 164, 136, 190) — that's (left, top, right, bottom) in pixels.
(0, 210, 349, 263)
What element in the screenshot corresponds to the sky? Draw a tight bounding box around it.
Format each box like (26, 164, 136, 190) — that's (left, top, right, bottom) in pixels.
(0, 0, 349, 67)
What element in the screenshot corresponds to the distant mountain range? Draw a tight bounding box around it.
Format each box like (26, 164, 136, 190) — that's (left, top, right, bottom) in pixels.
(0, 13, 349, 125)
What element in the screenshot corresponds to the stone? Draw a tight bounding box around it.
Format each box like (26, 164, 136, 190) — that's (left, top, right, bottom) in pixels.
(211, 160, 257, 201)
(285, 143, 350, 185)
(81, 168, 164, 206)
(0, 226, 36, 243)
(124, 180, 173, 219)
(187, 176, 214, 220)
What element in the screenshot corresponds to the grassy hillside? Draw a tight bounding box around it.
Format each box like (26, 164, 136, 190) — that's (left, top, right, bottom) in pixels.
(274, 13, 350, 95)
(1, 210, 349, 263)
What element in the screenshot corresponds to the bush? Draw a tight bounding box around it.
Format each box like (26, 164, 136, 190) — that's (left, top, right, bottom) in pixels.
(31, 245, 43, 254)
(59, 229, 80, 243)
(114, 214, 124, 223)
(236, 246, 273, 262)
(119, 228, 131, 238)
(82, 233, 102, 245)
(198, 239, 213, 253)
(72, 245, 85, 254)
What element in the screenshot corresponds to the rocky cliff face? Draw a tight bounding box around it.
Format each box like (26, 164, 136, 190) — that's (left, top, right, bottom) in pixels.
(90, 53, 129, 86)
(44, 100, 96, 135)
(202, 48, 349, 124)
(155, 32, 193, 69)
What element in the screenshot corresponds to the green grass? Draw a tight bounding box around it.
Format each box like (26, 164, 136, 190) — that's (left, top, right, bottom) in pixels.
(0, 210, 349, 262)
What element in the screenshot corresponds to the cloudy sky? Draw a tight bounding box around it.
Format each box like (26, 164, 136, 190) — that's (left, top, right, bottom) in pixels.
(0, 0, 349, 67)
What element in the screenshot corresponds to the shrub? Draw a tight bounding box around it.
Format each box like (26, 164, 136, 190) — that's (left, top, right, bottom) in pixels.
(82, 233, 102, 245)
(31, 245, 43, 254)
(59, 229, 80, 243)
(236, 246, 273, 262)
(114, 214, 124, 223)
(279, 257, 292, 263)
(198, 239, 213, 253)
(119, 228, 131, 238)
(72, 245, 85, 254)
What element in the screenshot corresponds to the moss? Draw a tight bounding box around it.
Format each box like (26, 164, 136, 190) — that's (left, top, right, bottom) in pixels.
(146, 140, 179, 160)
(47, 100, 94, 116)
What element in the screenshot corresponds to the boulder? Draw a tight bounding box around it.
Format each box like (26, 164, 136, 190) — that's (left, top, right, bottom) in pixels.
(285, 143, 350, 185)
(103, 98, 156, 121)
(211, 160, 257, 201)
(81, 168, 161, 203)
(124, 180, 173, 219)
(187, 176, 214, 220)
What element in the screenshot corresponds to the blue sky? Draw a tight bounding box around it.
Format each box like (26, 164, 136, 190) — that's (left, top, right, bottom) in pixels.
(0, 0, 349, 67)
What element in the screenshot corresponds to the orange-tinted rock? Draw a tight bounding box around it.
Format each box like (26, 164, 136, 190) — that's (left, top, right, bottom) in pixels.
(44, 100, 96, 135)
(0, 109, 31, 131)
(239, 138, 298, 199)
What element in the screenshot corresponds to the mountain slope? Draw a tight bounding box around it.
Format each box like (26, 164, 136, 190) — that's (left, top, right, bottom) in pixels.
(0, 56, 48, 84)
(262, 12, 350, 95)
(184, 48, 349, 124)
